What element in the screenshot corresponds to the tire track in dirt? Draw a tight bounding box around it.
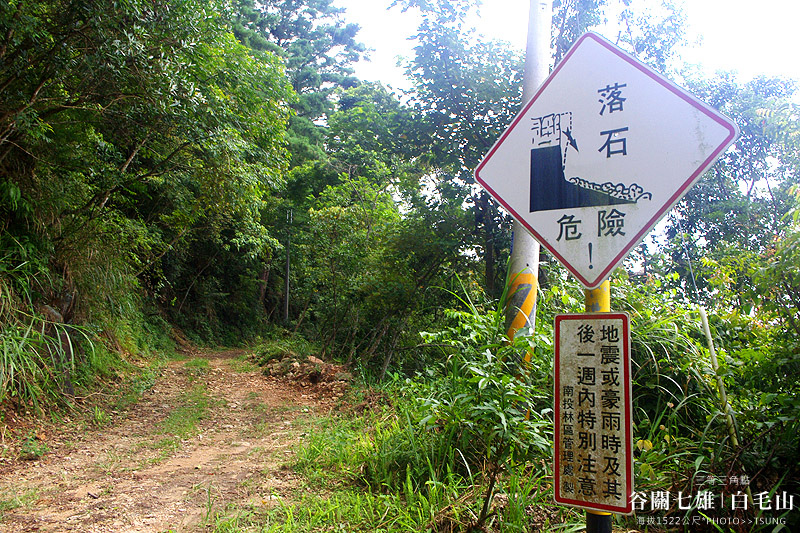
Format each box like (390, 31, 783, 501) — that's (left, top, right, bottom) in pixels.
(0, 349, 329, 532)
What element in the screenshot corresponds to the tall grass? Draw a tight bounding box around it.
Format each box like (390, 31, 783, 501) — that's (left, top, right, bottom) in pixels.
(0, 271, 65, 410)
(205, 268, 800, 531)
(0, 320, 55, 410)
(0, 236, 174, 411)
(275, 283, 565, 531)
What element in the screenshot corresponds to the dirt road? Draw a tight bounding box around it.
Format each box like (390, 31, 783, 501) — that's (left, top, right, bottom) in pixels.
(0, 349, 333, 532)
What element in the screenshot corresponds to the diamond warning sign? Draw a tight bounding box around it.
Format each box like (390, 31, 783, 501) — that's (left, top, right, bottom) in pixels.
(475, 32, 738, 288)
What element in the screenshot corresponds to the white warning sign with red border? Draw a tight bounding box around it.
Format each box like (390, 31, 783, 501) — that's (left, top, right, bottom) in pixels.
(475, 32, 738, 288)
(554, 313, 633, 514)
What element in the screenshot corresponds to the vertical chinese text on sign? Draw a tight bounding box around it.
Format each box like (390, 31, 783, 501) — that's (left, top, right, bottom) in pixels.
(555, 313, 633, 514)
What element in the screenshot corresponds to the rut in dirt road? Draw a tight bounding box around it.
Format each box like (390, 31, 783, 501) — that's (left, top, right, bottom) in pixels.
(0, 349, 342, 532)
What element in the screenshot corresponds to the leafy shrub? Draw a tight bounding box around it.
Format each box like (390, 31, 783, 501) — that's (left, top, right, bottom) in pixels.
(251, 329, 319, 366)
(354, 287, 554, 529)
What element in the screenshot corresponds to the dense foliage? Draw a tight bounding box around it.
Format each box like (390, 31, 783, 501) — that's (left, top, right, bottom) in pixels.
(1, 0, 294, 398)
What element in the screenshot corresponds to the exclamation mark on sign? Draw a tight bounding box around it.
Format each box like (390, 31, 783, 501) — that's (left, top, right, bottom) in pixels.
(588, 243, 594, 269)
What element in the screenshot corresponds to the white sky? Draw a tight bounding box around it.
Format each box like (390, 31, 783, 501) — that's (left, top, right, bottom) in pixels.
(336, 0, 800, 89)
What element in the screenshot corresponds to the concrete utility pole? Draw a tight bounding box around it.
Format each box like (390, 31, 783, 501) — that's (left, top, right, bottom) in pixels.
(504, 0, 551, 343)
(509, 4, 613, 532)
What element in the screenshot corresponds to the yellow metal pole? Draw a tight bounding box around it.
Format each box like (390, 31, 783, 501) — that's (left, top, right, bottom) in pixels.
(585, 280, 610, 313)
(585, 280, 612, 532)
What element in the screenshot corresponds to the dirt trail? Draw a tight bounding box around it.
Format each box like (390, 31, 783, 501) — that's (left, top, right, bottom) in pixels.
(0, 349, 335, 532)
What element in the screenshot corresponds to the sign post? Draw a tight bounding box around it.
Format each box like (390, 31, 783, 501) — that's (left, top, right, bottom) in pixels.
(475, 29, 738, 532)
(584, 281, 614, 532)
(555, 286, 632, 528)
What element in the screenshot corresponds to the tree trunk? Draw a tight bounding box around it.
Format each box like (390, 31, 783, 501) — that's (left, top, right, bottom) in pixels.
(378, 318, 406, 381)
(257, 257, 272, 312)
(41, 304, 74, 397)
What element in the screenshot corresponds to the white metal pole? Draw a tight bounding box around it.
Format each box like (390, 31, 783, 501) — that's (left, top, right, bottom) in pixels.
(505, 0, 551, 341)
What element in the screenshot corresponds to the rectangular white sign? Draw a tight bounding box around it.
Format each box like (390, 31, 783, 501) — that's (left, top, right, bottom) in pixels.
(554, 313, 633, 514)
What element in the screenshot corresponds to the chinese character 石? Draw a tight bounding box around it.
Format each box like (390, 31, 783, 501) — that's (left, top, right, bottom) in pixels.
(600, 324, 619, 343)
(531, 113, 562, 145)
(556, 214, 582, 241)
(578, 324, 595, 343)
(598, 127, 629, 158)
(578, 367, 596, 386)
(598, 209, 626, 237)
(600, 345, 620, 365)
(598, 82, 627, 115)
